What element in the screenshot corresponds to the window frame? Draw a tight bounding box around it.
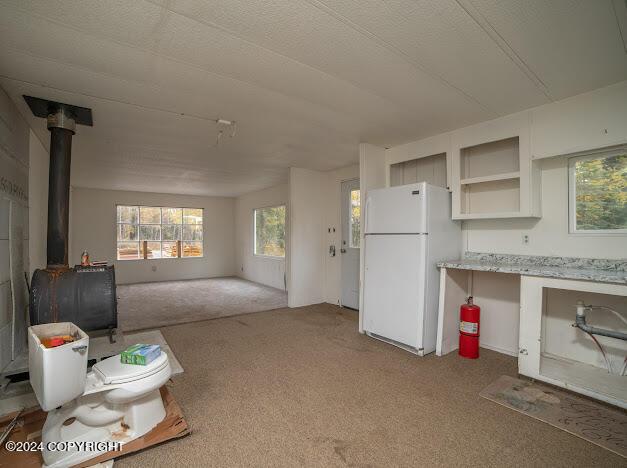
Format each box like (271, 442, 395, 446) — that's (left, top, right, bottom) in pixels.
(253, 204, 286, 259)
(115, 204, 205, 260)
(348, 188, 360, 249)
(568, 148, 627, 236)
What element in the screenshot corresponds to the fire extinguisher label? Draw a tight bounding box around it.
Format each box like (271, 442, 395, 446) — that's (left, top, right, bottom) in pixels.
(460, 321, 478, 334)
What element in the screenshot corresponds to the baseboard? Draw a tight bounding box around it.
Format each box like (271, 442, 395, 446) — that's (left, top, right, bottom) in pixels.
(480, 342, 519, 357)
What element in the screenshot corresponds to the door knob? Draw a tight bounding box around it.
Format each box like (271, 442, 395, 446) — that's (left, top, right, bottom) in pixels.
(340, 248, 347, 254)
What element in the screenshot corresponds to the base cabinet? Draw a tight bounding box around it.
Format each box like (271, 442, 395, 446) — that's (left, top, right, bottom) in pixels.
(519, 276, 627, 409)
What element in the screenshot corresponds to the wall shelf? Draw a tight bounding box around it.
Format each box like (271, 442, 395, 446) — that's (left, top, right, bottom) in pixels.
(460, 171, 520, 185)
(453, 211, 538, 220)
(451, 112, 541, 220)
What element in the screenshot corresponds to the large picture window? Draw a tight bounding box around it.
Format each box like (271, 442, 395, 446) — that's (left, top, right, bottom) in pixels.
(569, 149, 626, 234)
(254, 205, 286, 257)
(116, 205, 203, 260)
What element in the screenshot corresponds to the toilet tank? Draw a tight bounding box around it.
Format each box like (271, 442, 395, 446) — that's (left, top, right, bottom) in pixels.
(28, 322, 89, 411)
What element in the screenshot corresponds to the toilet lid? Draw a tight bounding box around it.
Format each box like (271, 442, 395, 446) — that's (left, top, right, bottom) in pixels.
(93, 351, 169, 384)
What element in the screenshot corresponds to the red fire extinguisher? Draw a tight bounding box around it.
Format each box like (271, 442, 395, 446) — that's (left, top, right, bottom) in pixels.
(459, 296, 480, 359)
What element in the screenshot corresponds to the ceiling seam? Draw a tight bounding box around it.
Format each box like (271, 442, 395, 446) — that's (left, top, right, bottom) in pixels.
(150, 4, 171, 53)
(454, 0, 553, 101)
(1, 74, 356, 151)
(611, 0, 627, 53)
(72, 151, 283, 176)
(0, 73, 250, 125)
(0, 46, 360, 132)
(3, 3, 415, 117)
(142, 0, 447, 114)
(303, 0, 494, 115)
(69, 180, 263, 198)
(11, 89, 288, 196)
(0, 72, 358, 161)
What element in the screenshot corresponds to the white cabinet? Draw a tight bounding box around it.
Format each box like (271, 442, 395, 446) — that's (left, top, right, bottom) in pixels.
(531, 81, 627, 160)
(385, 132, 452, 190)
(436, 268, 521, 357)
(389, 153, 447, 189)
(451, 112, 541, 219)
(519, 276, 627, 409)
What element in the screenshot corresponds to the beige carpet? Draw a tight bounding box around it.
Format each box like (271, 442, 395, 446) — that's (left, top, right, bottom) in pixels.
(117, 304, 622, 467)
(117, 277, 287, 331)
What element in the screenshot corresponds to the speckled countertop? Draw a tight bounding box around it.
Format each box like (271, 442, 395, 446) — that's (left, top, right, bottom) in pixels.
(437, 252, 627, 285)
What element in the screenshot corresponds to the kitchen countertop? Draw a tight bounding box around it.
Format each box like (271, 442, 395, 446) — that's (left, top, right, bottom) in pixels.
(437, 252, 627, 285)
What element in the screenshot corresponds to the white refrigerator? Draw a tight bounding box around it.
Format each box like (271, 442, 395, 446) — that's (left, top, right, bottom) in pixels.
(362, 182, 461, 355)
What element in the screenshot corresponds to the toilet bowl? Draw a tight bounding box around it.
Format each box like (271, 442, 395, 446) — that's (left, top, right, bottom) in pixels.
(28, 323, 172, 468)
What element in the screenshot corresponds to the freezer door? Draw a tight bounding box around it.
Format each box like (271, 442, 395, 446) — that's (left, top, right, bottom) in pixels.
(365, 182, 427, 234)
(362, 234, 427, 349)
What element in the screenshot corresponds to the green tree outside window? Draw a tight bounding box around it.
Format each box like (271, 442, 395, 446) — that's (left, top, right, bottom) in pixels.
(574, 154, 626, 231)
(255, 206, 286, 257)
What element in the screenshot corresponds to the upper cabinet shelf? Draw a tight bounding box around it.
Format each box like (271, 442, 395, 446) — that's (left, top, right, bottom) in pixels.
(451, 112, 541, 220)
(460, 171, 520, 185)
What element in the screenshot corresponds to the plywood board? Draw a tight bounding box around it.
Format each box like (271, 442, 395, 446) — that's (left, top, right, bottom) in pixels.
(481, 375, 626, 458)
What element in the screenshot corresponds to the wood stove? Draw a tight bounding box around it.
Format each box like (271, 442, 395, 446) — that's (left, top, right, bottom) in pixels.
(25, 96, 118, 340)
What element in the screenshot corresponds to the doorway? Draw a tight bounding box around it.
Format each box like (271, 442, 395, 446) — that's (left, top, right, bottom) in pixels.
(340, 179, 360, 309)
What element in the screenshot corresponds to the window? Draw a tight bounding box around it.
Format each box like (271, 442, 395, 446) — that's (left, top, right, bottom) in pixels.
(349, 189, 360, 248)
(569, 150, 626, 234)
(254, 205, 286, 257)
(116, 205, 203, 260)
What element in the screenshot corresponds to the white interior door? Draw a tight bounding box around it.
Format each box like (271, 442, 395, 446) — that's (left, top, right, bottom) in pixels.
(341, 179, 360, 309)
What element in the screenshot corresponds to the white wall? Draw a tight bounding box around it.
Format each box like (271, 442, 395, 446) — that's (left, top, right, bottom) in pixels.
(235, 184, 288, 290)
(531, 81, 627, 159)
(28, 130, 48, 274)
(463, 155, 627, 258)
(472, 271, 520, 356)
(358, 144, 387, 331)
(0, 86, 30, 371)
(70, 187, 236, 284)
(287, 164, 361, 308)
(377, 80, 627, 260)
(287, 167, 330, 307)
(323, 164, 360, 305)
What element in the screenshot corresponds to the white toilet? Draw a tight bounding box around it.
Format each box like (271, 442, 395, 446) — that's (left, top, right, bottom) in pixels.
(28, 322, 172, 468)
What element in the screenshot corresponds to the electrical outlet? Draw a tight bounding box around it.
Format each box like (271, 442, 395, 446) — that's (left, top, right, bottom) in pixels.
(522, 234, 529, 245)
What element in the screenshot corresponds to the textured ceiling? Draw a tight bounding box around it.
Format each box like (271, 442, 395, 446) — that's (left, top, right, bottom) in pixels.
(0, 0, 625, 196)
